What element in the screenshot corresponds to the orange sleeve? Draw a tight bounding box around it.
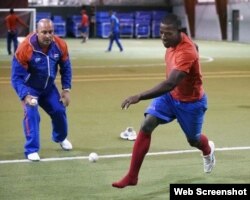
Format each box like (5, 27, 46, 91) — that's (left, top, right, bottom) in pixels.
(54, 36, 69, 62)
(15, 34, 33, 69)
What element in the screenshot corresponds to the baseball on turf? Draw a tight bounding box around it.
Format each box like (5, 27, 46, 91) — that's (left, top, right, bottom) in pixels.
(88, 152, 99, 162)
(31, 98, 38, 106)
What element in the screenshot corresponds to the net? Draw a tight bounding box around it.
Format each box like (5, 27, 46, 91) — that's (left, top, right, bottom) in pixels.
(0, 8, 36, 38)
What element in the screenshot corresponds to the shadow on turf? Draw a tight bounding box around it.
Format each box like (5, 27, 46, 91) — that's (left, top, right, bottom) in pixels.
(238, 105, 250, 109)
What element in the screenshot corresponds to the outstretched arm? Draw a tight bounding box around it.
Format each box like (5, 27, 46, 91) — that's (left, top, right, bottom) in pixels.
(121, 69, 187, 109)
(17, 16, 29, 29)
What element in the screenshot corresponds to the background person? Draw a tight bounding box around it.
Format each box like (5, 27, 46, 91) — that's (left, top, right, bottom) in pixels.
(80, 8, 89, 43)
(11, 19, 73, 161)
(112, 14, 215, 188)
(106, 11, 123, 52)
(5, 8, 29, 55)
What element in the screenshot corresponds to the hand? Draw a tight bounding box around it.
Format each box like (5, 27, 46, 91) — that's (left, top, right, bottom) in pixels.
(121, 94, 141, 110)
(24, 95, 38, 106)
(60, 90, 70, 107)
(8, 30, 16, 35)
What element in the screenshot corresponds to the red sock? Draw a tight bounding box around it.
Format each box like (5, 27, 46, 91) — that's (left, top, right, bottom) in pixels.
(198, 134, 211, 156)
(112, 130, 151, 188)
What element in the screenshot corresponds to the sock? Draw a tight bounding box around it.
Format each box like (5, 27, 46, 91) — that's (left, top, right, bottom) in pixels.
(198, 134, 211, 156)
(112, 130, 151, 188)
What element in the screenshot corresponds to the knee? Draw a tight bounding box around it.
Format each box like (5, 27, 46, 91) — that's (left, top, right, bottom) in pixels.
(140, 115, 159, 133)
(51, 106, 66, 117)
(140, 123, 154, 133)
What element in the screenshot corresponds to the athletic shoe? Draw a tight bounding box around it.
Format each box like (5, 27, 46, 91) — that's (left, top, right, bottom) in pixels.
(60, 138, 73, 150)
(203, 141, 215, 173)
(27, 152, 40, 161)
(120, 127, 137, 141)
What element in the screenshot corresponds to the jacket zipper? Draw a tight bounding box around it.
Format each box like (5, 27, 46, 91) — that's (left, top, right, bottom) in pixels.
(44, 55, 50, 89)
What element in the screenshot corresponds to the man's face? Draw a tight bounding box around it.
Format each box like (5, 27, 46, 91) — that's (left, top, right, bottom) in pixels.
(160, 23, 180, 48)
(37, 21, 54, 47)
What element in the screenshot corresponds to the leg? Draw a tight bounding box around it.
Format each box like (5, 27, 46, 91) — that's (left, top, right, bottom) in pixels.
(112, 114, 160, 188)
(82, 27, 89, 42)
(39, 85, 68, 143)
(81, 27, 87, 43)
(13, 32, 18, 53)
(175, 95, 215, 172)
(188, 136, 215, 173)
(112, 94, 174, 188)
(114, 34, 123, 51)
(175, 95, 210, 155)
(188, 135, 210, 156)
(7, 32, 12, 55)
(22, 103, 40, 157)
(107, 35, 114, 51)
(82, 33, 86, 43)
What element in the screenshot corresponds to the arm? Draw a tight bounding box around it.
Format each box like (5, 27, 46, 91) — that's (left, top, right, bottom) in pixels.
(59, 59, 72, 90)
(57, 38, 72, 107)
(16, 16, 29, 28)
(11, 56, 30, 100)
(5, 16, 11, 31)
(121, 69, 187, 109)
(111, 19, 114, 32)
(109, 16, 115, 37)
(59, 59, 72, 107)
(11, 59, 40, 106)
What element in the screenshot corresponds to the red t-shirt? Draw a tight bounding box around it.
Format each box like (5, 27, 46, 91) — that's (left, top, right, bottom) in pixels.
(166, 33, 204, 102)
(81, 14, 89, 27)
(5, 14, 26, 31)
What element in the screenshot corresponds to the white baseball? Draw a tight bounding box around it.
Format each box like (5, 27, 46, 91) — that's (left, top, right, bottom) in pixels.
(31, 98, 38, 105)
(88, 152, 99, 162)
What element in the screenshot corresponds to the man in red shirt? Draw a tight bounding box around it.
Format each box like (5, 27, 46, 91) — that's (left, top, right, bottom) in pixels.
(5, 8, 29, 55)
(112, 14, 215, 188)
(80, 8, 89, 43)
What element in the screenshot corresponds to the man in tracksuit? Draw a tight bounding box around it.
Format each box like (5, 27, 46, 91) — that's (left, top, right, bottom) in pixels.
(11, 19, 73, 161)
(106, 11, 123, 52)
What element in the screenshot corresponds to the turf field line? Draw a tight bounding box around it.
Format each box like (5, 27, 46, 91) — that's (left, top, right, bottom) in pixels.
(0, 146, 250, 164)
(0, 55, 212, 69)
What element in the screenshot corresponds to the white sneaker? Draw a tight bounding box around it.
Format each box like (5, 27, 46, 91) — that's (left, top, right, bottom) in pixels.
(120, 127, 137, 141)
(60, 138, 73, 150)
(27, 152, 40, 161)
(203, 141, 215, 173)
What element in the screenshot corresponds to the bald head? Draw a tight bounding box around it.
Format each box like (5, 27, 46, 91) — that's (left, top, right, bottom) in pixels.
(37, 19, 53, 30)
(36, 18, 54, 48)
